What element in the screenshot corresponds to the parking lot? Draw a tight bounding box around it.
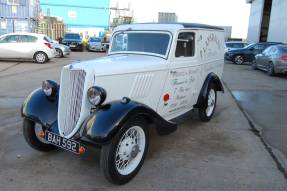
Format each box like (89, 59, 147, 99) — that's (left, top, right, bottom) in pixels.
(0, 53, 286, 190)
(223, 61, 287, 171)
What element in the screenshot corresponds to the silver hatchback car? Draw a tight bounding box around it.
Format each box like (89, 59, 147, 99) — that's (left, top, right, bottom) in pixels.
(253, 45, 287, 76)
(87, 37, 106, 52)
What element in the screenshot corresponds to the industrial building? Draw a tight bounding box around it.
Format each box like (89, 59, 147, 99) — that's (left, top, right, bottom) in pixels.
(247, 0, 287, 43)
(40, 0, 110, 37)
(0, 0, 40, 35)
(158, 12, 178, 23)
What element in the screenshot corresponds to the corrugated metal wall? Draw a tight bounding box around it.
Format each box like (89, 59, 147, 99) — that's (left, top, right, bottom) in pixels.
(0, 0, 39, 35)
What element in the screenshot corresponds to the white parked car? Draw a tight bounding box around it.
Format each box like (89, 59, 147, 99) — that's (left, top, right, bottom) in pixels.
(21, 23, 225, 184)
(0, 33, 55, 63)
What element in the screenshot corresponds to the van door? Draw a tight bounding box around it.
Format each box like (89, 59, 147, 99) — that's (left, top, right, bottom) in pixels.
(158, 32, 201, 119)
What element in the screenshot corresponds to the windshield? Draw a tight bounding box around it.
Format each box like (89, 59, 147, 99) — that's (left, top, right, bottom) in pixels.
(90, 37, 101, 42)
(64, 33, 81, 40)
(110, 32, 171, 57)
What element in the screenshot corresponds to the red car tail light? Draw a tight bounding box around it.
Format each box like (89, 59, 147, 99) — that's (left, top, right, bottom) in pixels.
(44, 42, 52, 49)
(279, 56, 287, 61)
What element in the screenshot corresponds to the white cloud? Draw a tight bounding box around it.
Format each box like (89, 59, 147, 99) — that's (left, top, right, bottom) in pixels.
(111, 0, 251, 39)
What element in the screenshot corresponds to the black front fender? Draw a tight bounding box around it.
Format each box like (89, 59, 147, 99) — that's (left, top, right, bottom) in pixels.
(21, 88, 58, 127)
(80, 99, 177, 145)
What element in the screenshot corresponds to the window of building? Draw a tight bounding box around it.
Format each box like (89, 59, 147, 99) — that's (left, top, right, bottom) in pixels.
(7, 0, 20, 5)
(175, 32, 195, 57)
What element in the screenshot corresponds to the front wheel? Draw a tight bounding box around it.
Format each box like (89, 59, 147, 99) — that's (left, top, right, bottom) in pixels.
(55, 48, 63, 58)
(198, 84, 217, 122)
(233, 55, 244, 65)
(23, 118, 56, 151)
(100, 117, 149, 185)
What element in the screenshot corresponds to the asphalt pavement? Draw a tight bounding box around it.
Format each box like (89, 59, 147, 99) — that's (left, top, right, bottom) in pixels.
(223, 61, 287, 171)
(0, 54, 286, 190)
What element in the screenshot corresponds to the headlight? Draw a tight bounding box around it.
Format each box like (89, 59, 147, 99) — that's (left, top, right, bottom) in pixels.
(42, 80, 58, 97)
(87, 86, 106, 106)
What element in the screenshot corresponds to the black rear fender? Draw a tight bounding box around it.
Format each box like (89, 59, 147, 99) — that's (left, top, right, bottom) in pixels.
(195, 73, 224, 108)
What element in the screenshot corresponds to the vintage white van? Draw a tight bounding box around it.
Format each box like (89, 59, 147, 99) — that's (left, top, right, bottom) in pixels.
(21, 23, 225, 184)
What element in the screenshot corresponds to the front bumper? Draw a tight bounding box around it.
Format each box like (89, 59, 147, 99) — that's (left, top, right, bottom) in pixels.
(224, 53, 233, 61)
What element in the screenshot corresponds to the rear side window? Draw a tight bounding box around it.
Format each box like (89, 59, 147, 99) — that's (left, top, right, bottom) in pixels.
(175, 32, 195, 57)
(19, 35, 37, 43)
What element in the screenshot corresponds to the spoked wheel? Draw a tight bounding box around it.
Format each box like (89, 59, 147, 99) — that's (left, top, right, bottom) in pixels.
(100, 117, 149, 185)
(23, 118, 56, 151)
(34, 52, 48, 64)
(233, 55, 244, 65)
(55, 48, 63, 58)
(267, 62, 275, 76)
(198, 84, 217, 122)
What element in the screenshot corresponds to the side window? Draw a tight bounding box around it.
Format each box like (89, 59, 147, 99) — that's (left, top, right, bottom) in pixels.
(254, 44, 264, 50)
(19, 35, 37, 43)
(6, 35, 19, 43)
(175, 32, 195, 57)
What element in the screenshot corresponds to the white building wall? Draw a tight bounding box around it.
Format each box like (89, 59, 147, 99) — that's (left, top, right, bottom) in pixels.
(267, 0, 287, 43)
(247, 0, 264, 43)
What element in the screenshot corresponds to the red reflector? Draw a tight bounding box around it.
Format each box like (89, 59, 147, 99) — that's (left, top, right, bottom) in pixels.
(279, 56, 287, 61)
(44, 42, 52, 49)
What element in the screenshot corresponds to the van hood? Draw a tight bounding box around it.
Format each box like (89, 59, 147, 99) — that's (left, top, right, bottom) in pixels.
(69, 54, 168, 76)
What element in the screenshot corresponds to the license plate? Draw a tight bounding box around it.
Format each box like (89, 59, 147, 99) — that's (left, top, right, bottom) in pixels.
(69, 45, 76, 48)
(45, 131, 81, 154)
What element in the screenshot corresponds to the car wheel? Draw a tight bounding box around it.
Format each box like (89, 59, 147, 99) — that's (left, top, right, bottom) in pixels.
(198, 84, 217, 122)
(267, 62, 275, 76)
(34, 51, 48, 64)
(55, 48, 63, 58)
(233, 55, 244, 65)
(100, 117, 149, 185)
(252, 60, 258, 70)
(23, 118, 56, 151)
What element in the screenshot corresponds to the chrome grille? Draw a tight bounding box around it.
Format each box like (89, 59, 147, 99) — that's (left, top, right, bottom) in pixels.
(58, 67, 86, 136)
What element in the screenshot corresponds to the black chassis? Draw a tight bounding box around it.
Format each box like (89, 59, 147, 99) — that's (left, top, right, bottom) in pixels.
(21, 86, 177, 148)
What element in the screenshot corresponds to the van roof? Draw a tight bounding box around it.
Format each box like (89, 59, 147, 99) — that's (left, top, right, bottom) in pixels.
(114, 23, 224, 33)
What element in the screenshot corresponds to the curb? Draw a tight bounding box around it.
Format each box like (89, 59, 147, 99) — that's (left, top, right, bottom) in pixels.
(222, 80, 287, 179)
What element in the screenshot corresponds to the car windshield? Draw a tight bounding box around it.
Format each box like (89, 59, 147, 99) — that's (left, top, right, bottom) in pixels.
(64, 34, 80, 40)
(110, 32, 171, 58)
(90, 37, 101, 42)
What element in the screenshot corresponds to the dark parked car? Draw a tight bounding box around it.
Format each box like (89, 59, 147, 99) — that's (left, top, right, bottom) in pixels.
(224, 41, 248, 52)
(62, 33, 83, 51)
(225, 42, 283, 65)
(252, 45, 287, 76)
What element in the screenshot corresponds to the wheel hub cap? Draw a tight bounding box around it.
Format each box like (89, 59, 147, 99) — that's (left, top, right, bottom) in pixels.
(115, 126, 146, 175)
